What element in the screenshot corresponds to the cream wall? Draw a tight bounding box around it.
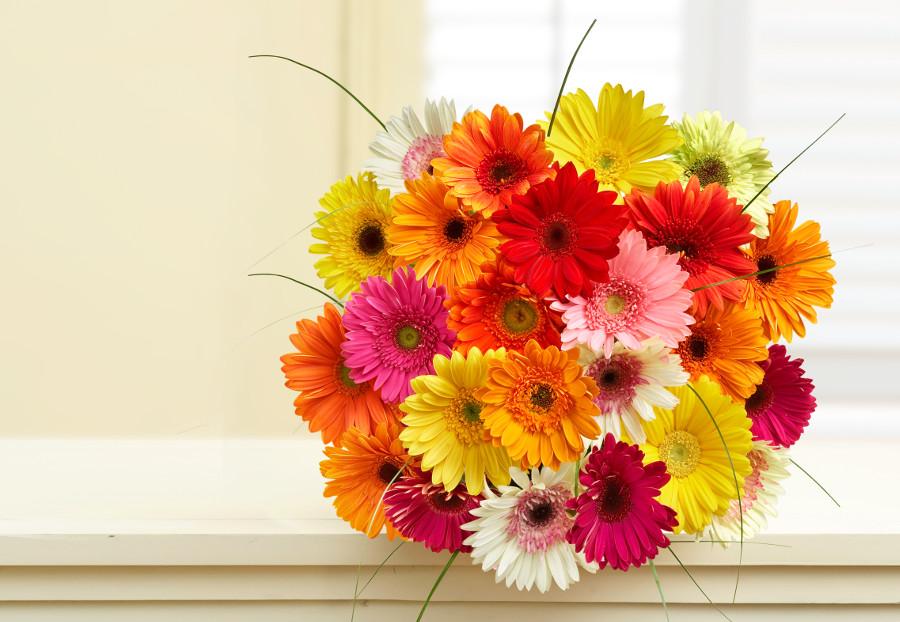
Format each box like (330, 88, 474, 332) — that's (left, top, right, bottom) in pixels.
(0, 0, 422, 437)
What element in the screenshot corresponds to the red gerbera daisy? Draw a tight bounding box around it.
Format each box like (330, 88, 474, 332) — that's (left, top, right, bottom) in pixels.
(494, 162, 627, 299)
(625, 176, 755, 315)
(567, 434, 677, 570)
(432, 105, 555, 216)
(446, 260, 562, 354)
(746, 344, 817, 447)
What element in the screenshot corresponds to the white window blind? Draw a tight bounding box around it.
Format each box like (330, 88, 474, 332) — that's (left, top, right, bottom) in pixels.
(425, 0, 900, 437)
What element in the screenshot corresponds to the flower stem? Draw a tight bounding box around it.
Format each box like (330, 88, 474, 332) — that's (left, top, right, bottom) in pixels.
(547, 19, 597, 137)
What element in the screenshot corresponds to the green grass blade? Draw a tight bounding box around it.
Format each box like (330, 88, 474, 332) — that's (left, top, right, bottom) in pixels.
(648, 558, 671, 622)
(790, 458, 841, 507)
(247, 272, 344, 307)
(249, 54, 386, 131)
(669, 548, 733, 622)
(547, 19, 597, 137)
(247, 204, 355, 270)
(741, 113, 845, 213)
(686, 384, 744, 603)
(357, 541, 405, 597)
(690, 253, 832, 292)
(416, 551, 459, 622)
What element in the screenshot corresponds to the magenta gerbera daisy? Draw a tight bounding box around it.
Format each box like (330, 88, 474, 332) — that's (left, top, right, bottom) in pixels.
(745, 344, 816, 447)
(567, 434, 677, 570)
(342, 267, 456, 402)
(552, 229, 694, 357)
(383, 469, 482, 553)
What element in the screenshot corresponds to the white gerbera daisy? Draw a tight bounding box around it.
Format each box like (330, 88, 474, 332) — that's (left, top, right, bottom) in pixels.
(579, 338, 689, 444)
(709, 440, 790, 544)
(462, 465, 596, 593)
(672, 111, 775, 237)
(365, 98, 459, 194)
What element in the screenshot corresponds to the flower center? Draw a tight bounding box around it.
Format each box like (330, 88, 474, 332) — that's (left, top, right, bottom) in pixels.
(687, 154, 732, 187)
(756, 255, 778, 285)
(543, 220, 571, 251)
(394, 325, 422, 350)
(445, 391, 486, 446)
(377, 460, 403, 484)
(659, 430, 701, 478)
(604, 294, 626, 315)
(356, 223, 386, 256)
(649, 218, 711, 276)
(687, 335, 708, 360)
(585, 277, 646, 333)
(524, 499, 555, 526)
(584, 143, 628, 185)
(744, 381, 774, 416)
(443, 216, 469, 243)
(475, 150, 527, 194)
(596, 473, 633, 522)
(502, 298, 539, 335)
(401, 134, 445, 181)
(336, 362, 359, 390)
(425, 484, 470, 514)
(530, 383, 555, 410)
(508, 486, 573, 552)
(586, 353, 645, 414)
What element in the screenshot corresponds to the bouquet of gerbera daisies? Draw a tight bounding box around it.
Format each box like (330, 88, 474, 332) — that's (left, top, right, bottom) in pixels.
(260, 22, 838, 611)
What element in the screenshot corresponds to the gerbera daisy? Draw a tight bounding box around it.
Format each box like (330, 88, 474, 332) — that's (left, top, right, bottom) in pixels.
(625, 176, 756, 316)
(280, 303, 389, 444)
(387, 173, 500, 293)
(742, 200, 836, 342)
(672, 111, 775, 237)
(567, 435, 677, 570)
(709, 440, 790, 543)
(541, 85, 682, 194)
(641, 378, 753, 535)
(399, 348, 511, 495)
(383, 469, 481, 553)
(745, 344, 816, 448)
(553, 229, 694, 356)
(309, 173, 394, 299)
(447, 260, 562, 355)
(432, 105, 554, 215)
(676, 302, 768, 402)
(320, 420, 410, 539)
(579, 339, 689, 443)
(463, 464, 596, 592)
(494, 162, 627, 298)
(341, 267, 455, 402)
(479, 340, 599, 469)
(365, 98, 459, 194)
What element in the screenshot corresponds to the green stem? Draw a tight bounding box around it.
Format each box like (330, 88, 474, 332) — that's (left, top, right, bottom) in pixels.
(668, 548, 733, 622)
(416, 551, 459, 622)
(247, 272, 343, 307)
(249, 54, 386, 131)
(547, 19, 597, 137)
(790, 458, 841, 507)
(648, 558, 670, 622)
(690, 253, 832, 293)
(742, 113, 845, 213)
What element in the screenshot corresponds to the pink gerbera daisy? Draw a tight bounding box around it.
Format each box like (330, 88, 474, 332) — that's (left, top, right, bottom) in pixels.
(342, 267, 456, 402)
(567, 434, 677, 570)
(383, 469, 482, 553)
(552, 229, 694, 357)
(745, 344, 816, 447)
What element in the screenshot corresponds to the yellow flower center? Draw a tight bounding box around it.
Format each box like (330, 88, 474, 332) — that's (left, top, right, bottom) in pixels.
(659, 430, 701, 478)
(395, 325, 421, 350)
(604, 294, 626, 315)
(445, 390, 486, 446)
(502, 298, 539, 335)
(583, 142, 629, 186)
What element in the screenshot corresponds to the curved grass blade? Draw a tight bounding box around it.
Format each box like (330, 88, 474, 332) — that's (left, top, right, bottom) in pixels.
(686, 384, 744, 603)
(416, 551, 459, 622)
(742, 113, 845, 213)
(689, 539, 791, 548)
(648, 558, 670, 622)
(690, 253, 832, 293)
(249, 54, 386, 131)
(790, 458, 841, 507)
(357, 541, 405, 597)
(247, 272, 344, 307)
(547, 19, 597, 137)
(247, 204, 355, 270)
(668, 547, 733, 622)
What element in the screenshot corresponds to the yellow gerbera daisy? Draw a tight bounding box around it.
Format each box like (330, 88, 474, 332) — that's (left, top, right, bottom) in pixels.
(309, 173, 394, 298)
(387, 173, 500, 294)
(541, 84, 682, 194)
(399, 348, 511, 495)
(640, 377, 753, 535)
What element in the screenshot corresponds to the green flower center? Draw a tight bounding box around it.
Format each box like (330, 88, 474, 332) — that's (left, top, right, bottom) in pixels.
(395, 325, 422, 350)
(688, 154, 731, 187)
(659, 430, 701, 478)
(502, 298, 539, 335)
(604, 294, 626, 315)
(461, 400, 483, 423)
(337, 363, 358, 389)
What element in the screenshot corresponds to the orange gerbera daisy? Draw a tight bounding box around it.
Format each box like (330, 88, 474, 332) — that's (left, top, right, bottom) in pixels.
(479, 340, 599, 469)
(320, 419, 411, 539)
(743, 200, 836, 342)
(280, 303, 389, 444)
(447, 260, 562, 355)
(387, 173, 500, 293)
(676, 302, 769, 401)
(432, 105, 554, 215)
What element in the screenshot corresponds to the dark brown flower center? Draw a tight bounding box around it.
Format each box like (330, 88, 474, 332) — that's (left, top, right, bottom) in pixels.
(745, 381, 774, 416)
(543, 221, 571, 251)
(687, 335, 709, 360)
(756, 255, 778, 284)
(530, 383, 555, 410)
(443, 217, 468, 243)
(357, 224, 385, 256)
(428, 491, 468, 513)
(524, 500, 555, 526)
(596, 473, 632, 522)
(475, 150, 527, 194)
(377, 461, 402, 484)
